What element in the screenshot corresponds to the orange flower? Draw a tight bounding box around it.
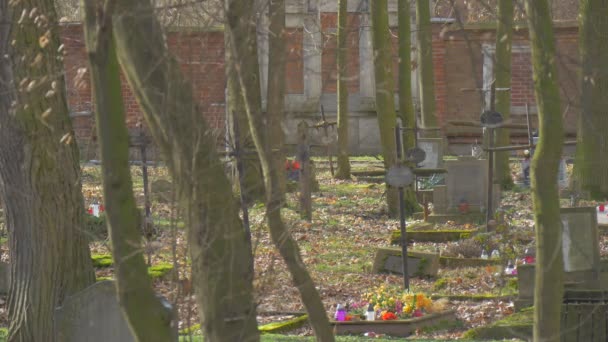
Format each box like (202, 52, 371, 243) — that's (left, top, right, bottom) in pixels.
(381, 311, 397, 320)
(345, 315, 353, 321)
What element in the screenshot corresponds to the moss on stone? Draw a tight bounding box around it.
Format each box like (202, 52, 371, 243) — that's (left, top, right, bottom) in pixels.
(462, 307, 532, 339)
(91, 254, 113, 268)
(258, 314, 308, 334)
(148, 263, 174, 279)
(390, 229, 473, 244)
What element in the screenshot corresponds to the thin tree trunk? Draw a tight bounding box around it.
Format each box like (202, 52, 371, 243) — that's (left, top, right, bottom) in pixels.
(494, 0, 514, 189)
(112, 1, 260, 341)
(267, 0, 288, 196)
(0, 1, 95, 340)
(398, 0, 422, 215)
(525, 1, 565, 341)
(334, 0, 351, 179)
(82, 2, 173, 340)
(574, 0, 608, 199)
(226, 37, 265, 204)
(416, 0, 438, 134)
(371, 0, 399, 217)
(226, 1, 335, 340)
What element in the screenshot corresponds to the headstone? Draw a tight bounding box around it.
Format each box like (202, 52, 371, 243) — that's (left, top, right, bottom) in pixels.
(558, 158, 569, 189)
(445, 157, 488, 212)
(372, 248, 439, 277)
(417, 138, 443, 169)
(55, 281, 176, 342)
(151, 179, 173, 204)
(561, 207, 600, 274)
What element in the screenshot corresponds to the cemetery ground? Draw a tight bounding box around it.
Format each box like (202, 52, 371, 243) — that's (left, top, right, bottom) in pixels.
(0, 157, 606, 340)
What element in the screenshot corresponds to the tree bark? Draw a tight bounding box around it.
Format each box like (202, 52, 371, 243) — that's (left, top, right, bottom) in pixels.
(416, 0, 438, 134)
(334, 0, 351, 179)
(0, 1, 95, 340)
(82, 2, 173, 340)
(525, 1, 565, 341)
(398, 0, 422, 216)
(226, 32, 265, 204)
(267, 0, 288, 196)
(112, 1, 260, 341)
(371, 0, 399, 217)
(494, 0, 514, 189)
(226, 1, 335, 340)
(574, 0, 608, 199)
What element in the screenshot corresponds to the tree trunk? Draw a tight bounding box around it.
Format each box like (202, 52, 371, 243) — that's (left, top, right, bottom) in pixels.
(226, 1, 335, 340)
(0, 1, 95, 340)
(525, 1, 565, 341)
(371, 0, 399, 217)
(334, 0, 351, 180)
(112, 1, 260, 341)
(226, 35, 265, 204)
(267, 0, 288, 196)
(416, 0, 438, 133)
(574, 0, 608, 199)
(494, 0, 514, 189)
(398, 0, 422, 215)
(82, 3, 174, 340)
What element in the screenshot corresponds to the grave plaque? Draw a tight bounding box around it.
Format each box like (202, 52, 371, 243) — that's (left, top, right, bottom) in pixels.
(55, 281, 177, 342)
(561, 207, 600, 273)
(372, 248, 439, 277)
(417, 138, 443, 169)
(445, 158, 488, 212)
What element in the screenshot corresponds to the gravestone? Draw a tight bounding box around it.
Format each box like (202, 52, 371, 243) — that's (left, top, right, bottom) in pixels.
(432, 185, 447, 214)
(417, 138, 443, 169)
(55, 280, 176, 341)
(445, 157, 488, 212)
(151, 179, 173, 204)
(372, 248, 439, 277)
(561, 207, 600, 275)
(516, 207, 602, 309)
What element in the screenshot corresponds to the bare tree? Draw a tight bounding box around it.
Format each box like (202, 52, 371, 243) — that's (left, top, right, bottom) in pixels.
(334, 0, 351, 179)
(574, 0, 608, 199)
(525, 0, 565, 341)
(0, 0, 95, 339)
(81, 1, 174, 339)
(111, 0, 260, 340)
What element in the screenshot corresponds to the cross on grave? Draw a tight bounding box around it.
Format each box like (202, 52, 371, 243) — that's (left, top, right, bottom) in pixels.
(312, 105, 337, 176)
(128, 124, 154, 240)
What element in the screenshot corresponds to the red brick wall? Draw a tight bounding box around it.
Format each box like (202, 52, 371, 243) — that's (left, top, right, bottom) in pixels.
(61, 21, 581, 150)
(320, 13, 360, 93)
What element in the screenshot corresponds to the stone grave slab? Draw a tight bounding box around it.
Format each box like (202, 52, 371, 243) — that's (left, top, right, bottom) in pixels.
(372, 248, 439, 277)
(417, 139, 443, 170)
(516, 207, 603, 310)
(445, 157, 488, 212)
(55, 280, 176, 342)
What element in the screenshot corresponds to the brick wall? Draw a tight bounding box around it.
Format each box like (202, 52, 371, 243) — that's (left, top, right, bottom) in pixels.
(61, 20, 581, 154)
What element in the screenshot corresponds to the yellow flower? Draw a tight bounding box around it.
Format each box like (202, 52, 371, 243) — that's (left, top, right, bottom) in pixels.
(403, 304, 413, 314)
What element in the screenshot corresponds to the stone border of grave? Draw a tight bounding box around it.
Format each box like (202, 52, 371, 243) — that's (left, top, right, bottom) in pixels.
(330, 310, 457, 337)
(390, 229, 474, 244)
(258, 314, 309, 334)
(438, 256, 502, 268)
(372, 248, 439, 277)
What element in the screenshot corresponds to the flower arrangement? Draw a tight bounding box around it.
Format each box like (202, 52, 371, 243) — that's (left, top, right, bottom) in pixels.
(339, 285, 445, 321)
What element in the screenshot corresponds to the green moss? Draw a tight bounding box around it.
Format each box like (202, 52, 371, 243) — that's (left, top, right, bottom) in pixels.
(463, 307, 533, 339)
(179, 323, 201, 335)
(91, 254, 113, 268)
(148, 262, 174, 279)
(390, 229, 474, 244)
(258, 314, 308, 334)
(96, 276, 113, 282)
(433, 277, 448, 291)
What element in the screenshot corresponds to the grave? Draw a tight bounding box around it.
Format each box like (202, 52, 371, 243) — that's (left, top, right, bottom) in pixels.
(429, 156, 500, 223)
(55, 280, 177, 341)
(372, 248, 439, 277)
(417, 138, 444, 170)
(515, 207, 602, 309)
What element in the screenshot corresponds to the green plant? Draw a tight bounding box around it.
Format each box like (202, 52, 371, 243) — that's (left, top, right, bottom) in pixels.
(91, 253, 113, 268)
(148, 262, 174, 279)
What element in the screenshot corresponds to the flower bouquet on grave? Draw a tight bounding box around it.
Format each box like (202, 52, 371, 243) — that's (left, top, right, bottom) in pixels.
(338, 285, 446, 322)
